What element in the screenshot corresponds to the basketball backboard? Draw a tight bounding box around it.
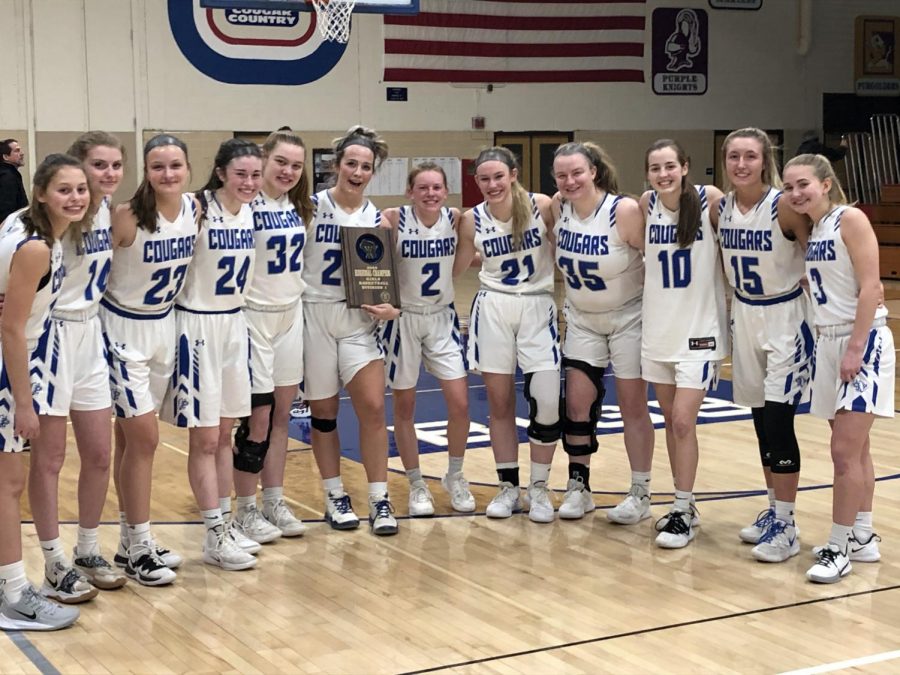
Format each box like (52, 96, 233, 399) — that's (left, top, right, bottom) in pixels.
(199, 0, 418, 14)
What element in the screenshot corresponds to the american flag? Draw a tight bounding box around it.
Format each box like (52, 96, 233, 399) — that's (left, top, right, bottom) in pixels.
(383, 0, 646, 83)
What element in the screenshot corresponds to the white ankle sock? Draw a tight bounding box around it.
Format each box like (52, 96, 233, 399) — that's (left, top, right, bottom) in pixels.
(674, 490, 692, 512)
(0, 561, 28, 604)
(262, 486, 283, 506)
(39, 538, 67, 569)
(75, 527, 100, 557)
(447, 455, 464, 475)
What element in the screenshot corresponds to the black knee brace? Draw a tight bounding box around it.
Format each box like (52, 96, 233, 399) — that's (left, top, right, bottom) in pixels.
(233, 428, 268, 473)
(310, 416, 337, 433)
(764, 401, 801, 474)
(560, 359, 605, 456)
(232, 391, 276, 473)
(523, 373, 562, 443)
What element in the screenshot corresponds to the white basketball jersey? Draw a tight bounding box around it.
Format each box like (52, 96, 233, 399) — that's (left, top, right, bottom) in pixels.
(805, 205, 885, 326)
(245, 190, 306, 307)
(642, 187, 728, 361)
(473, 195, 554, 294)
(302, 189, 381, 303)
(718, 188, 805, 297)
(105, 194, 197, 312)
(395, 205, 456, 307)
(554, 194, 643, 313)
(56, 198, 114, 312)
(176, 190, 256, 312)
(0, 215, 64, 342)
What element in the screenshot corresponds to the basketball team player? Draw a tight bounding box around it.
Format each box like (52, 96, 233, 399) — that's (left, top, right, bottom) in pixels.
(160, 139, 261, 572)
(550, 142, 655, 522)
(231, 130, 314, 543)
(104, 134, 197, 586)
(454, 147, 561, 523)
(28, 133, 127, 605)
(782, 153, 895, 584)
(380, 162, 474, 517)
(712, 128, 813, 563)
(0, 154, 86, 631)
(302, 126, 399, 536)
(640, 139, 727, 549)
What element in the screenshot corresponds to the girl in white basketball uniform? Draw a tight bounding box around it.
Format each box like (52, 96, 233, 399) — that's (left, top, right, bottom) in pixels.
(550, 142, 654, 523)
(381, 163, 474, 517)
(713, 128, 813, 564)
(28, 133, 127, 605)
(302, 126, 399, 536)
(640, 139, 726, 549)
(0, 155, 86, 631)
(231, 130, 313, 543)
(782, 154, 895, 584)
(160, 139, 261, 571)
(455, 147, 560, 523)
(104, 135, 197, 586)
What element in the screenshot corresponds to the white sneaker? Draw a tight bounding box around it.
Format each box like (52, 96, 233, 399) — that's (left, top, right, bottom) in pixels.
(234, 505, 283, 544)
(806, 544, 851, 583)
(441, 471, 476, 513)
(72, 550, 127, 590)
(324, 490, 360, 530)
(558, 478, 595, 520)
(124, 542, 177, 586)
(655, 510, 695, 549)
(0, 585, 80, 632)
(607, 485, 651, 525)
(655, 503, 700, 531)
(115, 538, 183, 570)
(408, 480, 436, 517)
(486, 482, 522, 519)
(41, 562, 98, 604)
(524, 481, 555, 523)
(228, 522, 262, 555)
(263, 499, 307, 537)
(813, 532, 881, 562)
(202, 530, 258, 571)
(740, 507, 775, 544)
(369, 496, 399, 536)
(752, 519, 800, 563)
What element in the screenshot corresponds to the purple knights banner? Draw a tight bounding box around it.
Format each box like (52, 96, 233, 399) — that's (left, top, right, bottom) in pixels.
(383, 0, 646, 83)
(651, 7, 708, 95)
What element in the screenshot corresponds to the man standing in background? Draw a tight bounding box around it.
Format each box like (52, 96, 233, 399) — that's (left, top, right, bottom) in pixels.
(0, 139, 28, 224)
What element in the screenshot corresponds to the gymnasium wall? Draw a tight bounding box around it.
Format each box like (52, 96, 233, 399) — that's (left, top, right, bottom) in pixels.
(1, 0, 895, 200)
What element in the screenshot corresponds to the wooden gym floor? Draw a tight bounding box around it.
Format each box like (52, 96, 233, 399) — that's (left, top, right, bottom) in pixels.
(2, 277, 900, 674)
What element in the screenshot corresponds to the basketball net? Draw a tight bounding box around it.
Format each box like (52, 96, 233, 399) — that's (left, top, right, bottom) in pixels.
(309, 0, 356, 43)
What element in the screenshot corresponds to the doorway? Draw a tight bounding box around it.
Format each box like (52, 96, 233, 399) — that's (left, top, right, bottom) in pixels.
(494, 132, 573, 195)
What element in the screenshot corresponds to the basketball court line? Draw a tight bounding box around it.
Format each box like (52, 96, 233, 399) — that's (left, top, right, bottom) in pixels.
(396, 584, 900, 675)
(777, 649, 900, 675)
(4, 632, 60, 675)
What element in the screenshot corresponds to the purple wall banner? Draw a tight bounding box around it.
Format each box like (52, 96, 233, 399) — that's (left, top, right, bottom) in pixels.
(652, 7, 708, 95)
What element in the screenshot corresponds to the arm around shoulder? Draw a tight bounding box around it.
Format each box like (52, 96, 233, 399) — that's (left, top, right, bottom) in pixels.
(614, 196, 644, 250)
(453, 209, 478, 278)
(381, 207, 400, 230)
(776, 197, 811, 246)
(111, 202, 138, 249)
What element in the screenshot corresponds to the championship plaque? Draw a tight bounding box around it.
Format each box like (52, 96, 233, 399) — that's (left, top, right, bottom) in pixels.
(340, 227, 400, 308)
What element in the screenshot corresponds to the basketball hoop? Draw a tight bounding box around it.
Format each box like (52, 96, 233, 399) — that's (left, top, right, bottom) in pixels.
(309, 0, 357, 43)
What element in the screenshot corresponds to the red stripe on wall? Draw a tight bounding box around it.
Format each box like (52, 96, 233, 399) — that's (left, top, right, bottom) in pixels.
(382, 68, 645, 83)
(384, 13, 645, 31)
(384, 39, 644, 58)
